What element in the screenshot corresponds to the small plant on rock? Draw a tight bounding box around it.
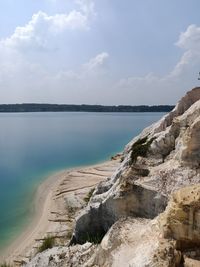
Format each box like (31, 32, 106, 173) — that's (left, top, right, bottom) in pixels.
(38, 236, 55, 253)
(130, 136, 156, 164)
(84, 188, 95, 203)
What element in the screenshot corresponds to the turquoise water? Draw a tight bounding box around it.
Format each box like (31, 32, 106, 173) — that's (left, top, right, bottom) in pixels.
(0, 112, 165, 251)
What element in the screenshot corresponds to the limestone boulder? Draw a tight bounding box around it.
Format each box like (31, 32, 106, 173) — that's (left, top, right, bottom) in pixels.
(71, 87, 200, 245)
(160, 185, 200, 250)
(85, 218, 181, 267)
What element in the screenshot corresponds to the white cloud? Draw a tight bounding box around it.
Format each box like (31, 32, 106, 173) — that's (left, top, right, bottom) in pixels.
(2, 9, 89, 51)
(176, 24, 200, 51)
(0, 0, 97, 52)
(83, 52, 109, 71)
(0, 49, 110, 103)
(0, 0, 97, 103)
(51, 52, 109, 84)
(75, 0, 96, 17)
(169, 24, 200, 77)
(115, 24, 200, 104)
(0, 20, 200, 104)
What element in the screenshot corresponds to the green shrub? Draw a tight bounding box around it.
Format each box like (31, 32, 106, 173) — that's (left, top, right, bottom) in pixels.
(84, 188, 95, 203)
(130, 136, 155, 164)
(38, 236, 55, 252)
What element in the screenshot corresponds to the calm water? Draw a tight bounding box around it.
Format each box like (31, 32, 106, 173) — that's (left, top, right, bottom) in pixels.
(0, 112, 165, 250)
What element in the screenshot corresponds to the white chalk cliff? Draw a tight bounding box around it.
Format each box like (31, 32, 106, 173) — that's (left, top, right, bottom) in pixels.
(26, 87, 200, 267)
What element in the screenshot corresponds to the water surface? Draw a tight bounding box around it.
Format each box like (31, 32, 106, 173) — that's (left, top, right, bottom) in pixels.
(0, 112, 165, 250)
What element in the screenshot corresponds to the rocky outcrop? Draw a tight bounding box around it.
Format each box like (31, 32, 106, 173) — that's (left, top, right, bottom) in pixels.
(25, 87, 200, 267)
(85, 218, 181, 267)
(72, 88, 200, 245)
(81, 184, 200, 266)
(178, 114, 200, 167)
(125, 87, 200, 151)
(72, 182, 167, 244)
(160, 184, 200, 250)
(25, 243, 98, 267)
(153, 87, 200, 133)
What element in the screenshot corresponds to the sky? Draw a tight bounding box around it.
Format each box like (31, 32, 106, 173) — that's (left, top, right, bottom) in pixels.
(0, 0, 200, 105)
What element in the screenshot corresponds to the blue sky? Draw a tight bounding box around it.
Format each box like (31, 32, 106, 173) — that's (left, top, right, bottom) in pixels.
(0, 0, 200, 104)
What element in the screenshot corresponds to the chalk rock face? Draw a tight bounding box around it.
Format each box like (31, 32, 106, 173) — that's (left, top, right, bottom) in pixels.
(160, 184, 200, 249)
(24, 243, 97, 267)
(184, 257, 200, 267)
(86, 184, 200, 267)
(125, 87, 200, 154)
(71, 163, 168, 244)
(146, 94, 200, 163)
(72, 88, 200, 244)
(154, 87, 200, 132)
(85, 218, 181, 267)
(26, 87, 200, 267)
(178, 114, 200, 167)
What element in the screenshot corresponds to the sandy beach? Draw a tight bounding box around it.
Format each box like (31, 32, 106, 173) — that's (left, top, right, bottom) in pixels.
(0, 158, 120, 266)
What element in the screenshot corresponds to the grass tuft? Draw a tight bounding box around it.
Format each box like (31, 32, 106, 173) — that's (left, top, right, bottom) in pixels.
(130, 136, 156, 164)
(38, 236, 55, 253)
(84, 188, 95, 203)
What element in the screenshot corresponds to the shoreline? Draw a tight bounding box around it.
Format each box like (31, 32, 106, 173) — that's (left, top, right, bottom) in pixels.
(0, 159, 120, 265)
(0, 168, 66, 263)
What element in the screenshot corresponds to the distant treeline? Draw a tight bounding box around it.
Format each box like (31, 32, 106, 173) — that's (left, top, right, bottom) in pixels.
(0, 104, 175, 113)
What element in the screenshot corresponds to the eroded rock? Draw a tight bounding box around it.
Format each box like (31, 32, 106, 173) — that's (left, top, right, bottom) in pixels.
(25, 87, 200, 267)
(160, 184, 200, 250)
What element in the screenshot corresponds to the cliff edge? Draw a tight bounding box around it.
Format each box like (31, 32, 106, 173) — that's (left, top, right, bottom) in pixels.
(25, 87, 200, 267)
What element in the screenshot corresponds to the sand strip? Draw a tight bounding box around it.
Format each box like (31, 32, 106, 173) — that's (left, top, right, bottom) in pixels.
(0, 159, 120, 265)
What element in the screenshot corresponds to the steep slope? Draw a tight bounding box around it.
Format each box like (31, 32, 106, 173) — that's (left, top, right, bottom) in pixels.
(25, 87, 200, 267)
(72, 87, 200, 246)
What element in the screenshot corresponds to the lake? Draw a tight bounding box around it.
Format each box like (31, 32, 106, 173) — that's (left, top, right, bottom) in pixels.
(0, 112, 165, 250)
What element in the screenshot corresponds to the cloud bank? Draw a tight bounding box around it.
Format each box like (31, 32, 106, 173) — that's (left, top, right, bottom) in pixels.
(1, 1, 94, 51)
(0, 0, 200, 104)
